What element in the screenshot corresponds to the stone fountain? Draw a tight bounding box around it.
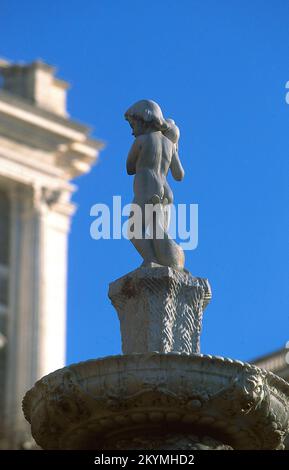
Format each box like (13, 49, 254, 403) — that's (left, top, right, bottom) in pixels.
(23, 100, 289, 450)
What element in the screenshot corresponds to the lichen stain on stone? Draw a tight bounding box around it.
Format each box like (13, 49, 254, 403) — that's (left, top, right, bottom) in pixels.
(121, 279, 137, 298)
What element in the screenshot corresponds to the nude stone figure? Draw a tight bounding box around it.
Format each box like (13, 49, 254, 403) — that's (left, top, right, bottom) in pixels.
(124, 100, 185, 270)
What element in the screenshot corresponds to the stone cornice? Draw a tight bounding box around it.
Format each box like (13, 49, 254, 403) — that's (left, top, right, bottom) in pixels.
(0, 150, 74, 192)
(0, 89, 88, 133)
(0, 90, 104, 179)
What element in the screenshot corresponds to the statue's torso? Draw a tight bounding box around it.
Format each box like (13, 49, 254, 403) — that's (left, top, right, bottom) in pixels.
(133, 132, 174, 204)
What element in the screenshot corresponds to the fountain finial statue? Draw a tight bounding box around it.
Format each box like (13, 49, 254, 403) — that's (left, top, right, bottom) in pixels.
(125, 99, 185, 270)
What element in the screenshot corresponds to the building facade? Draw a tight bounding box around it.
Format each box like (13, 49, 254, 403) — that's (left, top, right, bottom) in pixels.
(0, 59, 103, 448)
(252, 345, 289, 381)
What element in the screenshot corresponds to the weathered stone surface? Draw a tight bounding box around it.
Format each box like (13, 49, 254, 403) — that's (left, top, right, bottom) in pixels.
(108, 266, 211, 354)
(23, 353, 289, 450)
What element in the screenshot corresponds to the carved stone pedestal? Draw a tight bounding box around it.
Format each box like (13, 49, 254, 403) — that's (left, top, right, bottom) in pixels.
(23, 353, 289, 450)
(108, 267, 211, 354)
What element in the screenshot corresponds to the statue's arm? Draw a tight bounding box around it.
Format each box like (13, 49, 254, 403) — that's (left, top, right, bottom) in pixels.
(170, 148, 185, 181)
(126, 139, 139, 175)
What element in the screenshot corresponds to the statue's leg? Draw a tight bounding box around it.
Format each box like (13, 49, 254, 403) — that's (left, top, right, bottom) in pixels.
(163, 182, 173, 232)
(130, 237, 158, 264)
(163, 202, 170, 233)
(151, 202, 185, 270)
(128, 200, 157, 265)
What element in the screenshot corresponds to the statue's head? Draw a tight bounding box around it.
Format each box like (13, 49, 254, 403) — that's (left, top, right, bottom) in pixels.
(124, 100, 168, 136)
(162, 119, 180, 145)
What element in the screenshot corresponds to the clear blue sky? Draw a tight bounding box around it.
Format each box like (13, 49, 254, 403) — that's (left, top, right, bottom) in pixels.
(2, 0, 289, 363)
